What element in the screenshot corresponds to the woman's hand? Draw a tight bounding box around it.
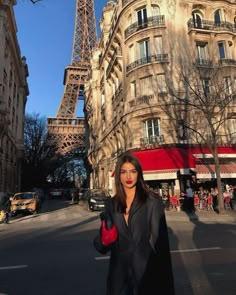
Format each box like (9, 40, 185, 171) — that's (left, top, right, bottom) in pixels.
(100, 211, 118, 246)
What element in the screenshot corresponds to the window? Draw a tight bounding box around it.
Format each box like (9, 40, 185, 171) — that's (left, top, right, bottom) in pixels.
(140, 76, 153, 96)
(143, 119, 160, 141)
(224, 77, 232, 95)
(101, 94, 105, 107)
(156, 74, 167, 93)
(129, 44, 135, 63)
(218, 42, 226, 59)
(137, 7, 147, 26)
(177, 120, 187, 140)
(154, 36, 163, 55)
(202, 79, 210, 96)
(227, 118, 236, 142)
(214, 9, 224, 25)
(228, 41, 233, 59)
(196, 42, 209, 64)
(138, 39, 150, 60)
(130, 81, 136, 98)
(192, 11, 202, 28)
(152, 5, 160, 16)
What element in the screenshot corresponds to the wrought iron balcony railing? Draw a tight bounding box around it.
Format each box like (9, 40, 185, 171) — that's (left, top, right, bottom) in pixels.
(106, 48, 122, 78)
(218, 59, 236, 66)
(126, 54, 168, 73)
(129, 95, 155, 107)
(140, 135, 164, 146)
(187, 18, 236, 33)
(125, 15, 165, 39)
(195, 58, 213, 67)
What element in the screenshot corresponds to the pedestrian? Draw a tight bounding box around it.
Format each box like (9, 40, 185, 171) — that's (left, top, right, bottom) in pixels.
(93, 152, 175, 295)
(186, 185, 194, 213)
(2, 197, 11, 224)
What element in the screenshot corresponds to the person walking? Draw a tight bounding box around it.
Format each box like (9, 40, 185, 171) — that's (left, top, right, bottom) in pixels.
(2, 197, 11, 224)
(94, 153, 175, 295)
(186, 186, 194, 213)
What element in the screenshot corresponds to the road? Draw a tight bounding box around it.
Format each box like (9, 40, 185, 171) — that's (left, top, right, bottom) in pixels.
(0, 199, 235, 295)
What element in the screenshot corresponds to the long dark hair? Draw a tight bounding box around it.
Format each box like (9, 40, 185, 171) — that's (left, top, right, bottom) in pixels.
(114, 152, 149, 213)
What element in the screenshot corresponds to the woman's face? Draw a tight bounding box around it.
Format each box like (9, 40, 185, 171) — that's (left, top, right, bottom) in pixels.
(120, 161, 138, 190)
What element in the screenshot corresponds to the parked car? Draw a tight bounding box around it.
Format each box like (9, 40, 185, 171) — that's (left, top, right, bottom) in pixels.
(86, 189, 111, 211)
(11, 192, 41, 215)
(48, 188, 65, 199)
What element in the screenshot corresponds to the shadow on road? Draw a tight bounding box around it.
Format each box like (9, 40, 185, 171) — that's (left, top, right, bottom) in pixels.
(173, 209, 236, 295)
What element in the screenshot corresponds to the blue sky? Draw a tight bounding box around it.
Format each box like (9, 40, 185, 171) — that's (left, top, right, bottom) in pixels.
(14, 0, 107, 118)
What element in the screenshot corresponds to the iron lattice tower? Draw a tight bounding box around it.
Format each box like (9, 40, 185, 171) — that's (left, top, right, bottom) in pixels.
(47, 0, 97, 155)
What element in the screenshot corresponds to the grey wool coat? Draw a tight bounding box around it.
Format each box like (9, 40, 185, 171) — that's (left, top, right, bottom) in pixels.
(94, 193, 175, 295)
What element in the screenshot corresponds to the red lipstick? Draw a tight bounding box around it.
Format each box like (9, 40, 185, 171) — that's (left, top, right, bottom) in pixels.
(126, 181, 133, 184)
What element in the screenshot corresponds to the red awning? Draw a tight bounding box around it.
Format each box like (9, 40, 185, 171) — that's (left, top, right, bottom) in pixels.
(190, 146, 236, 156)
(133, 148, 196, 171)
(196, 162, 236, 179)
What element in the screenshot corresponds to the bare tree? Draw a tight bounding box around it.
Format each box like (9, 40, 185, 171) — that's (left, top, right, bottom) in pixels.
(22, 113, 59, 190)
(161, 62, 236, 214)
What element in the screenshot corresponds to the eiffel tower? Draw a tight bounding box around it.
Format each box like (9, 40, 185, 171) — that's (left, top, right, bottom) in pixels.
(47, 0, 97, 156)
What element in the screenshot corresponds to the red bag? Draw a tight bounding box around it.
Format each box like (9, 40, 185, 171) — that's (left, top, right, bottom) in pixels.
(101, 220, 118, 246)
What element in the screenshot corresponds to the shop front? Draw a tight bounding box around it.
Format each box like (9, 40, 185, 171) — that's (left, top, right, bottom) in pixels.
(132, 147, 197, 195)
(132, 146, 236, 195)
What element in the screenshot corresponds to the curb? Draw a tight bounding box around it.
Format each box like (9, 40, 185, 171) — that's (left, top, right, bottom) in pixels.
(165, 210, 236, 222)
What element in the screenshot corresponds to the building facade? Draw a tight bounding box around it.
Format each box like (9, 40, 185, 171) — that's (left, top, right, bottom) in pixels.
(85, 0, 236, 195)
(0, 0, 29, 196)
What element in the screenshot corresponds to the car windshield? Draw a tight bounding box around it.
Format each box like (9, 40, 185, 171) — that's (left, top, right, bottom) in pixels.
(91, 190, 109, 197)
(14, 193, 34, 200)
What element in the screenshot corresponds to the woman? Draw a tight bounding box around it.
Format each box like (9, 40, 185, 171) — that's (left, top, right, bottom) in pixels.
(94, 153, 175, 295)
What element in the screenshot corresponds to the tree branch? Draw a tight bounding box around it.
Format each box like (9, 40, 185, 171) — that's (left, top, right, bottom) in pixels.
(30, 0, 42, 3)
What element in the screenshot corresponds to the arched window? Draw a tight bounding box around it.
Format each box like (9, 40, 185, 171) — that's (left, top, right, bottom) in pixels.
(214, 9, 225, 24)
(192, 11, 202, 28)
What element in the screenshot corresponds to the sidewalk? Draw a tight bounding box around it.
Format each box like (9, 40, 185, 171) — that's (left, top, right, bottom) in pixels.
(165, 208, 236, 222)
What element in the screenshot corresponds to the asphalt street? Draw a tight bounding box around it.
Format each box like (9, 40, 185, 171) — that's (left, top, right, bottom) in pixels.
(0, 199, 235, 295)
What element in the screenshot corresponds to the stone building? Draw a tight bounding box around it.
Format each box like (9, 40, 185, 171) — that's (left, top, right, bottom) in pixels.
(85, 0, 236, 195)
(0, 0, 29, 196)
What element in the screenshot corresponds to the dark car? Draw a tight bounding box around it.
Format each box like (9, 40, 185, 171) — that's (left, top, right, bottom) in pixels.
(48, 188, 65, 199)
(86, 189, 111, 211)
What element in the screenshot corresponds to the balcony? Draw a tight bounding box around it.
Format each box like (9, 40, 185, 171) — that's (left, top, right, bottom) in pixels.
(125, 15, 165, 39)
(106, 48, 122, 78)
(218, 59, 236, 67)
(129, 95, 155, 107)
(187, 18, 236, 34)
(195, 58, 213, 67)
(140, 135, 164, 147)
(126, 54, 168, 73)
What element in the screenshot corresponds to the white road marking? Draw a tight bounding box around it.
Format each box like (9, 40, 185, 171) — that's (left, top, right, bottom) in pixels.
(94, 247, 222, 260)
(171, 247, 222, 253)
(0, 265, 28, 270)
(95, 256, 110, 260)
